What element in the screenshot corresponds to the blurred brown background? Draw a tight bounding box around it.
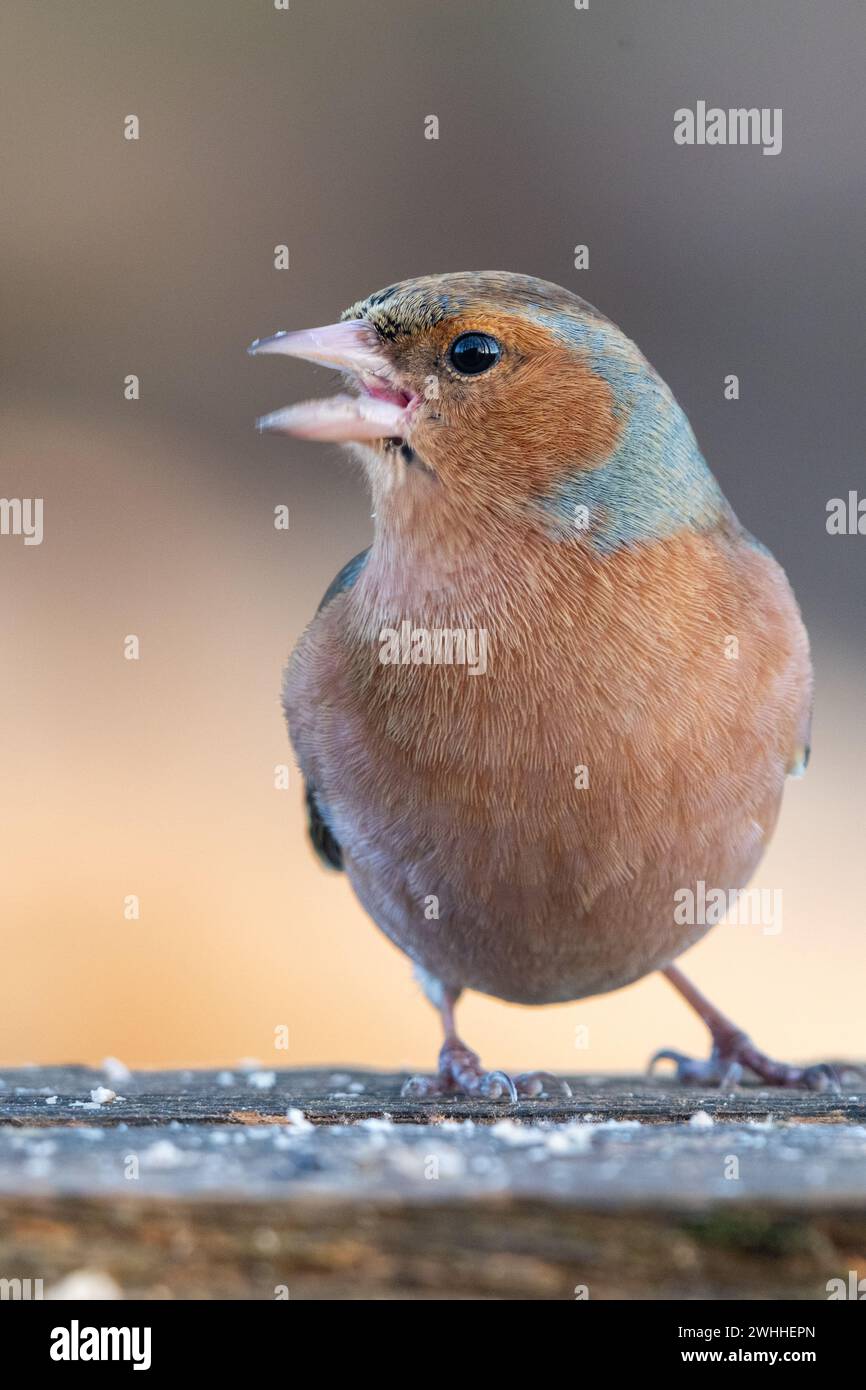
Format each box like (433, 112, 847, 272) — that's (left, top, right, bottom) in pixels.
(1, 0, 863, 1070)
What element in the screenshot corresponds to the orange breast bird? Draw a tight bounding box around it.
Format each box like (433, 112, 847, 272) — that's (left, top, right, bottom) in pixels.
(251, 271, 830, 1098)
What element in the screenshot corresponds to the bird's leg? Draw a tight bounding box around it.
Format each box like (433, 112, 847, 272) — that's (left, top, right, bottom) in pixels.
(650, 963, 842, 1091)
(402, 989, 571, 1101)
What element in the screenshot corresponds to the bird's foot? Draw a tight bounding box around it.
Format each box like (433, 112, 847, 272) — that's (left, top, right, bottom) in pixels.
(402, 1038, 572, 1102)
(650, 1028, 844, 1092)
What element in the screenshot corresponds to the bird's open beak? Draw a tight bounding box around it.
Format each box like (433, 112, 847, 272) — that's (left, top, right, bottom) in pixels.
(249, 320, 416, 443)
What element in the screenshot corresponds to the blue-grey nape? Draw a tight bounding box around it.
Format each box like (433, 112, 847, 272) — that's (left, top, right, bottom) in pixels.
(535, 312, 727, 551)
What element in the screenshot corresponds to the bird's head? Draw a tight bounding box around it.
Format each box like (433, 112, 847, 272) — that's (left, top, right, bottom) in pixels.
(250, 271, 724, 549)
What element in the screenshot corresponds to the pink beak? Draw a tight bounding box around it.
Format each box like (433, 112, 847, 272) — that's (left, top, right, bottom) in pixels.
(249, 320, 415, 443)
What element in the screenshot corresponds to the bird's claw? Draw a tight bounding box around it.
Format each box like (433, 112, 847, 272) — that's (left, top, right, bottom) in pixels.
(514, 1070, 573, 1099)
(401, 1047, 571, 1102)
(478, 1069, 519, 1102)
(649, 1041, 843, 1092)
(401, 1073, 443, 1099)
(649, 1048, 743, 1088)
(400, 1067, 518, 1102)
(800, 1063, 846, 1092)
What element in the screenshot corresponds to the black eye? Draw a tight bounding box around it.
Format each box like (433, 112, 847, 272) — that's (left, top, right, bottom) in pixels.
(448, 332, 501, 375)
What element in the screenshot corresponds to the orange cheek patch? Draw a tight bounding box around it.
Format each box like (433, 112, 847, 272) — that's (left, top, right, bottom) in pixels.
(415, 313, 622, 501)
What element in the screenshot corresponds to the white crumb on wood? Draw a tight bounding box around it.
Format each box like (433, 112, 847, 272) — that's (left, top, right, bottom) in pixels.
(142, 1139, 187, 1169)
(90, 1087, 118, 1105)
(489, 1119, 542, 1146)
(544, 1123, 594, 1153)
(689, 1109, 715, 1130)
(71, 1088, 120, 1109)
(101, 1057, 132, 1083)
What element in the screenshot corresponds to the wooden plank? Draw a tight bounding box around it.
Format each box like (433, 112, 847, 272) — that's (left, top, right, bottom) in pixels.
(2, 1065, 864, 1126)
(3, 1194, 864, 1300)
(2, 1067, 864, 1300)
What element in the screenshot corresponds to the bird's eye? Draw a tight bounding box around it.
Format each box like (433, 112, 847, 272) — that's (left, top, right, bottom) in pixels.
(448, 332, 501, 375)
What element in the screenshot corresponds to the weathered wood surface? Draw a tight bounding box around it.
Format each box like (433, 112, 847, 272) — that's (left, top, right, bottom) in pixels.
(2, 1066, 865, 1299)
(3, 1064, 864, 1126)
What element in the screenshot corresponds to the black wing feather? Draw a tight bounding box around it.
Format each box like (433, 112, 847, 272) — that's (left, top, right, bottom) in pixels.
(305, 784, 344, 870)
(302, 549, 370, 870)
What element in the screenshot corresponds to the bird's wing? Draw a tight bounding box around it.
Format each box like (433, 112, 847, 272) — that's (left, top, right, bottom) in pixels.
(302, 548, 370, 870)
(305, 783, 344, 870)
(315, 548, 370, 614)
